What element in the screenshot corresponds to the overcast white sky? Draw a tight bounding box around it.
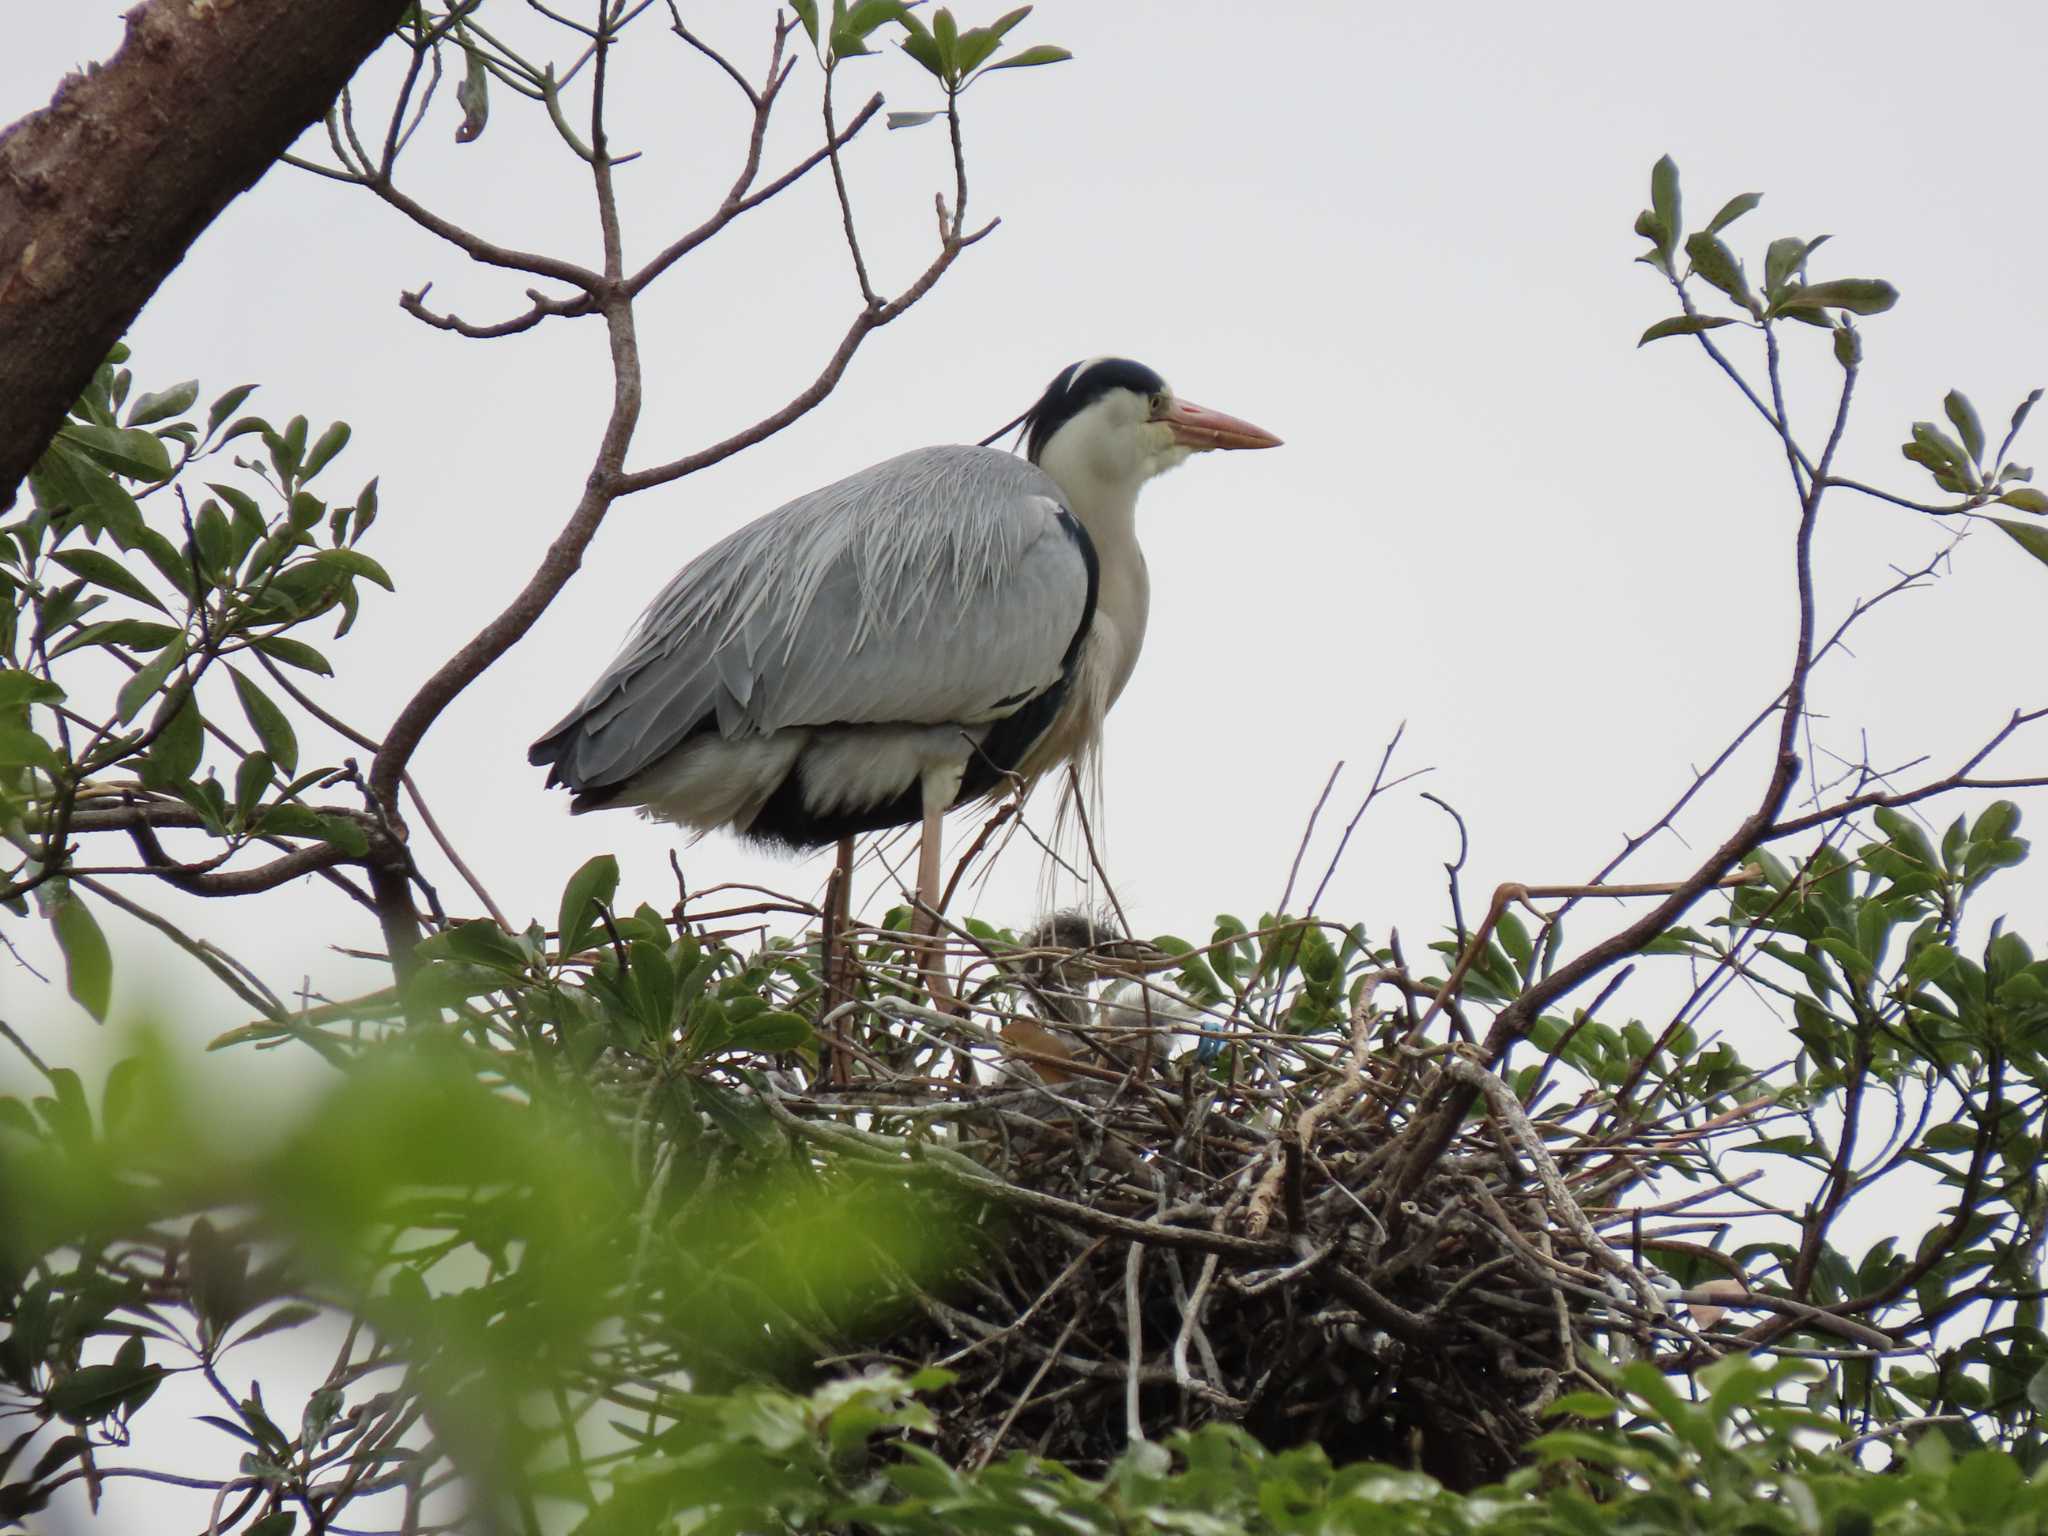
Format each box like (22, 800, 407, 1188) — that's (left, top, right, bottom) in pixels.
(6, 2, 2048, 1526)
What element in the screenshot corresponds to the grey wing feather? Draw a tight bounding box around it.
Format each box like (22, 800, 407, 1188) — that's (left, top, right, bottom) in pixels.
(533, 445, 1088, 792)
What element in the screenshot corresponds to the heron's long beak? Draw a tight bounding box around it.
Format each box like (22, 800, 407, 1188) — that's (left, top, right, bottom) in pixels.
(1156, 397, 1283, 452)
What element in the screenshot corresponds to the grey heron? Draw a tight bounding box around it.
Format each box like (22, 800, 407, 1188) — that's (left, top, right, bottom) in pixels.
(530, 357, 1281, 953)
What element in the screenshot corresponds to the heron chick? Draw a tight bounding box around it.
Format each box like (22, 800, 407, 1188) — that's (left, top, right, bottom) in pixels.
(995, 910, 1168, 1083)
(530, 357, 1281, 929)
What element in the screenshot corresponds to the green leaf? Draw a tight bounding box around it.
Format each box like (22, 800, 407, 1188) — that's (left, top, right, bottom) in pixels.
(209, 482, 262, 526)
(1774, 278, 1898, 317)
(28, 1435, 86, 1483)
(36, 579, 101, 638)
(30, 437, 105, 520)
(287, 491, 326, 534)
(833, 0, 912, 56)
(557, 853, 620, 958)
(44, 1358, 163, 1423)
(229, 668, 299, 776)
(726, 1010, 816, 1054)
(243, 526, 311, 589)
(80, 474, 146, 548)
(1704, 191, 1761, 234)
(1546, 1390, 1619, 1419)
(126, 379, 199, 427)
(252, 804, 323, 842)
(206, 385, 259, 441)
(194, 498, 233, 576)
(1684, 232, 1750, 305)
(147, 697, 205, 785)
(310, 548, 394, 591)
(898, 13, 942, 77)
(1764, 235, 1824, 295)
(316, 813, 368, 857)
(232, 1306, 321, 1349)
(1832, 324, 1862, 370)
(1910, 422, 1975, 482)
(1649, 155, 1681, 259)
(631, 939, 676, 1033)
(115, 633, 188, 724)
(979, 43, 1072, 72)
(217, 414, 272, 447)
(1638, 314, 1738, 346)
(1993, 518, 2048, 569)
(248, 635, 335, 676)
(0, 727, 60, 770)
(842, 0, 909, 40)
(403, 960, 508, 1013)
(227, 495, 267, 565)
(2028, 1363, 2048, 1418)
(789, 0, 819, 45)
(234, 751, 275, 820)
(954, 27, 1003, 75)
(50, 548, 172, 613)
(131, 526, 198, 602)
(56, 421, 173, 482)
(51, 892, 113, 1022)
(346, 477, 378, 543)
(1949, 1448, 2021, 1522)
(418, 919, 529, 973)
(1996, 487, 2048, 514)
(1530, 1428, 1659, 1469)
(2009, 386, 2043, 446)
(1496, 910, 1532, 965)
(47, 618, 181, 660)
(1944, 390, 1985, 464)
(985, 5, 1033, 38)
(932, 6, 959, 74)
(303, 421, 350, 483)
(267, 416, 309, 485)
(0, 672, 63, 710)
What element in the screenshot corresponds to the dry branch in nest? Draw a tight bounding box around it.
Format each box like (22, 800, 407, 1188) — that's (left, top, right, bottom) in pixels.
(736, 916, 1811, 1494)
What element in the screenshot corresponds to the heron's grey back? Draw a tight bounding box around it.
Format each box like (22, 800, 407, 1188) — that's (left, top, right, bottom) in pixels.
(533, 445, 1090, 793)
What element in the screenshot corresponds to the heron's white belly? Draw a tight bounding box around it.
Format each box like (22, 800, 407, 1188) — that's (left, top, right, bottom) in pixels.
(628, 723, 987, 832)
(630, 733, 803, 831)
(798, 725, 981, 814)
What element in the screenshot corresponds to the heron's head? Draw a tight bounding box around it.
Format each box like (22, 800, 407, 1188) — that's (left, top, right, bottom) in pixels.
(1023, 357, 1281, 505)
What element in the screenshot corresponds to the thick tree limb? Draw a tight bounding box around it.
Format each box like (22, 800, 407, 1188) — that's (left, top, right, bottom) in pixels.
(0, 0, 412, 509)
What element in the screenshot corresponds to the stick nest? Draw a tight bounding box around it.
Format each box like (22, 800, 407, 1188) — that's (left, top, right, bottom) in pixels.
(734, 916, 1738, 1491)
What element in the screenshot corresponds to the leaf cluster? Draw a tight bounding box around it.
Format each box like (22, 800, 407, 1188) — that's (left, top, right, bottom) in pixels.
(1, 347, 393, 1018)
(788, 0, 1070, 91)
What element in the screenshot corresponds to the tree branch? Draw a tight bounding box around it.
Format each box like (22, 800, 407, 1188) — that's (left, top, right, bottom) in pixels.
(1381, 333, 1857, 1208)
(0, 0, 416, 509)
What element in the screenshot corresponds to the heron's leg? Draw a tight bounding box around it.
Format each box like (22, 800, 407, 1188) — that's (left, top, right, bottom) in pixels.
(913, 775, 960, 1013)
(821, 834, 856, 1084)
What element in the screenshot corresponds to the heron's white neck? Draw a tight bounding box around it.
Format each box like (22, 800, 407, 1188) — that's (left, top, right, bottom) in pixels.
(1051, 471, 1153, 709)
(1036, 412, 1189, 708)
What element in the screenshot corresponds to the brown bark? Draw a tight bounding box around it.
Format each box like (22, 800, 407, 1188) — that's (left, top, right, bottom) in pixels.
(0, 0, 413, 509)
